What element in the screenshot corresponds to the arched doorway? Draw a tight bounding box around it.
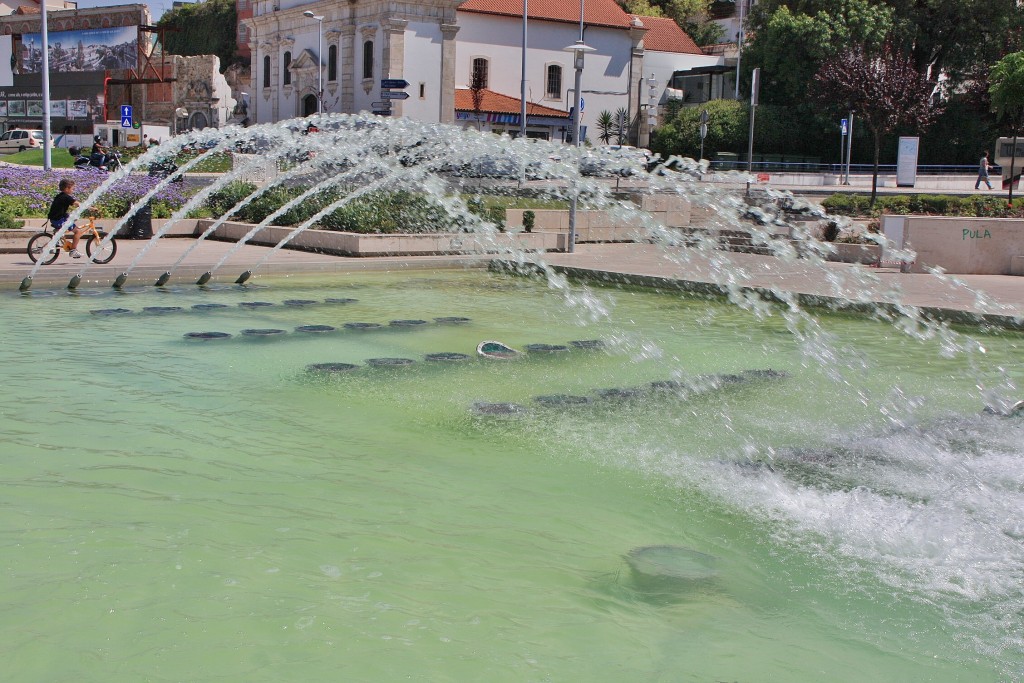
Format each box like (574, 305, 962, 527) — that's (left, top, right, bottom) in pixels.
(302, 94, 318, 117)
(189, 112, 209, 130)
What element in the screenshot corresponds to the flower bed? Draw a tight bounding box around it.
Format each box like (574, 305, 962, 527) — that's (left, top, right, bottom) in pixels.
(0, 165, 197, 220)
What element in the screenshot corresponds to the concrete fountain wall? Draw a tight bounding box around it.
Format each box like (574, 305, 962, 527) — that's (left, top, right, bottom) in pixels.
(882, 215, 1024, 275)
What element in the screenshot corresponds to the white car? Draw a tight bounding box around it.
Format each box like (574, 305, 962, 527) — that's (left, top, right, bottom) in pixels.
(0, 129, 51, 154)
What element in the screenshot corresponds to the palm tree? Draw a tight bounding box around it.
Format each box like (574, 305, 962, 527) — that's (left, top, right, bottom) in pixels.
(596, 110, 614, 144)
(989, 51, 1024, 207)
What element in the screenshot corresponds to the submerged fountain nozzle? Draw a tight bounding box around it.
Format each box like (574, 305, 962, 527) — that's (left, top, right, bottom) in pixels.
(196, 272, 213, 286)
(68, 274, 82, 290)
(155, 272, 171, 287)
(112, 273, 128, 289)
(235, 270, 253, 285)
(18, 277, 32, 292)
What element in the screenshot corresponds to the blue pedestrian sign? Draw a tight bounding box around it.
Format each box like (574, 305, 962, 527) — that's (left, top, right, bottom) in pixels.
(841, 118, 848, 135)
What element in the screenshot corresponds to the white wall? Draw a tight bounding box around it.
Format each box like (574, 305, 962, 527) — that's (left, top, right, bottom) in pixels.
(456, 13, 635, 142)
(352, 24, 380, 115)
(401, 21, 443, 123)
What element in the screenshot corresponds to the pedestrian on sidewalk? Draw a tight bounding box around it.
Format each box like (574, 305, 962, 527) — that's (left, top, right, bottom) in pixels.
(976, 150, 994, 190)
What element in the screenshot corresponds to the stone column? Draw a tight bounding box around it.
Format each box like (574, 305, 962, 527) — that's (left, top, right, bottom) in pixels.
(383, 18, 408, 117)
(439, 23, 459, 124)
(629, 23, 647, 147)
(341, 25, 355, 113)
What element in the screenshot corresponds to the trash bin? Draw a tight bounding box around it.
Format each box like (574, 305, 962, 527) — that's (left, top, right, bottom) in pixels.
(129, 202, 153, 240)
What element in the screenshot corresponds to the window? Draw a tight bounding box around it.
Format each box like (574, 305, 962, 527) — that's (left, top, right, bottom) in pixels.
(263, 55, 270, 88)
(362, 41, 374, 79)
(419, 82, 425, 99)
(328, 45, 337, 82)
(283, 51, 291, 86)
(471, 57, 488, 89)
(546, 64, 562, 98)
(238, 23, 248, 42)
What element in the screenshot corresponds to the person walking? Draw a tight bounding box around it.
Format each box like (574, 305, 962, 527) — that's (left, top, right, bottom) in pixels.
(976, 150, 994, 190)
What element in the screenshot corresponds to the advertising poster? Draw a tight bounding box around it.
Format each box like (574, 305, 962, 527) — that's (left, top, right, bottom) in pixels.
(0, 36, 12, 87)
(896, 136, 920, 188)
(51, 100, 67, 117)
(68, 99, 88, 118)
(21, 26, 138, 74)
(26, 99, 43, 116)
(8, 100, 25, 116)
(0, 101, 7, 117)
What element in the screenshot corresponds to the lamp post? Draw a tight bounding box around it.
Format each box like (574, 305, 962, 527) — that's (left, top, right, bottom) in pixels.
(303, 10, 324, 114)
(40, 0, 51, 170)
(563, 31, 594, 254)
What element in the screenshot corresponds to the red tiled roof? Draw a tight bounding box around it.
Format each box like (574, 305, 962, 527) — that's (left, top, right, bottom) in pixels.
(15, 5, 42, 14)
(631, 15, 702, 54)
(458, 0, 633, 29)
(455, 88, 570, 118)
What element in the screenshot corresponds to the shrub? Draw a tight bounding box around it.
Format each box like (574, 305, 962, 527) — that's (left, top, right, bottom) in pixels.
(0, 212, 23, 229)
(522, 209, 535, 233)
(319, 191, 453, 233)
(206, 181, 257, 218)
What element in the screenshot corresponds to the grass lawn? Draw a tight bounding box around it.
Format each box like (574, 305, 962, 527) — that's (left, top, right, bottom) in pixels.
(2, 148, 76, 168)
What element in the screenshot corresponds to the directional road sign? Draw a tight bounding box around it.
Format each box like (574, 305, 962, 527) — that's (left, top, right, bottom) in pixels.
(372, 110, 392, 116)
(370, 101, 392, 110)
(381, 90, 410, 100)
(699, 123, 708, 139)
(380, 79, 409, 90)
(121, 104, 132, 119)
(121, 116, 133, 128)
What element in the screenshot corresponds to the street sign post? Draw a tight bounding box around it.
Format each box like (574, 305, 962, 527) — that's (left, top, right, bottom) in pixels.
(370, 101, 392, 110)
(380, 90, 410, 100)
(840, 118, 848, 181)
(371, 110, 392, 116)
(380, 79, 409, 90)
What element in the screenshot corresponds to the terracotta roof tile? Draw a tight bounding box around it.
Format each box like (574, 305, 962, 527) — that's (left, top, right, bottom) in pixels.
(458, 0, 633, 29)
(16, 5, 42, 13)
(631, 15, 702, 54)
(455, 88, 570, 118)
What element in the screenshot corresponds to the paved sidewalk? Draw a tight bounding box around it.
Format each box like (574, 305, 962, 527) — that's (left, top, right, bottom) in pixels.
(2, 234, 1022, 328)
(537, 243, 1024, 327)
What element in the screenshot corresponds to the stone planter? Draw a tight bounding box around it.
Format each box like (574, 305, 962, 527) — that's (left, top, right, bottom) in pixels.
(826, 242, 881, 265)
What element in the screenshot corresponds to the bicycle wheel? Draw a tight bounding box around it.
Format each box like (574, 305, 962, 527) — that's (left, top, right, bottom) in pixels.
(86, 231, 117, 264)
(27, 232, 60, 265)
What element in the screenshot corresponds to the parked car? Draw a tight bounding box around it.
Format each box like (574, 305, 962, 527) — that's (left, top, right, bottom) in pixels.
(0, 129, 52, 154)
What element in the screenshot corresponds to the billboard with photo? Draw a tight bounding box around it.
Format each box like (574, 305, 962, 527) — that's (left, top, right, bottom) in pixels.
(1, 72, 106, 130)
(21, 26, 138, 74)
(51, 100, 67, 118)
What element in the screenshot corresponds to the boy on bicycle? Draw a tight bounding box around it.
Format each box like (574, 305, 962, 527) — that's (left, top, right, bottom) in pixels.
(47, 178, 84, 258)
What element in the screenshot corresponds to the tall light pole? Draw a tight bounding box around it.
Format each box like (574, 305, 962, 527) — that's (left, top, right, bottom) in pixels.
(40, 0, 51, 170)
(734, 0, 745, 100)
(303, 10, 324, 114)
(563, 25, 594, 254)
(520, 0, 528, 138)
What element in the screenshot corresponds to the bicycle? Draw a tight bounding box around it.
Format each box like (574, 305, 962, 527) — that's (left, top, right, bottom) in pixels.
(26, 215, 117, 265)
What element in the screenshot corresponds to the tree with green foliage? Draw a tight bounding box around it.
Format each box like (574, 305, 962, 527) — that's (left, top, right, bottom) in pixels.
(744, 0, 895, 108)
(989, 51, 1024, 206)
(158, 0, 241, 70)
(620, 0, 724, 46)
(597, 110, 616, 144)
(812, 42, 939, 206)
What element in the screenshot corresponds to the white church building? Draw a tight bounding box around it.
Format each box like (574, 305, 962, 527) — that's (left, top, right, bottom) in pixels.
(244, 0, 728, 144)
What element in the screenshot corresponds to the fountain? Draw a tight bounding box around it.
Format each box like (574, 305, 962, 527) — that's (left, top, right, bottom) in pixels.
(2, 114, 1022, 681)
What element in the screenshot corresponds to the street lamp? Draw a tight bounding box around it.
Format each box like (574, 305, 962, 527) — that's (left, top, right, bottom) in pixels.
(562, 36, 594, 253)
(303, 10, 324, 114)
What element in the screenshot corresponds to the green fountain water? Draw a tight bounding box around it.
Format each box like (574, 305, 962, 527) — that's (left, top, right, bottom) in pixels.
(2, 270, 1022, 681)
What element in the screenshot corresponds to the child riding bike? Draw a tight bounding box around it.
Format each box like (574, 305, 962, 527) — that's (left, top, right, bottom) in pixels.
(47, 178, 84, 258)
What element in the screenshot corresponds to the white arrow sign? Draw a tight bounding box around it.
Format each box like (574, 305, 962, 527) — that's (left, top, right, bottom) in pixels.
(381, 90, 410, 100)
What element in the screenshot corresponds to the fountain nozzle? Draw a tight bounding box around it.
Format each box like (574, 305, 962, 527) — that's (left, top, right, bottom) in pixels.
(68, 275, 82, 290)
(235, 271, 253, 285)
(155, 272, 171, 287)
(112, 273, 128, 289)
(18, 277, 32, 292)
(196, 272, 212, 286)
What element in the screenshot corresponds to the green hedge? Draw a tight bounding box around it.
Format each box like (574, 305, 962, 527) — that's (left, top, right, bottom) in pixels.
(821, 193, 1023, 218)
